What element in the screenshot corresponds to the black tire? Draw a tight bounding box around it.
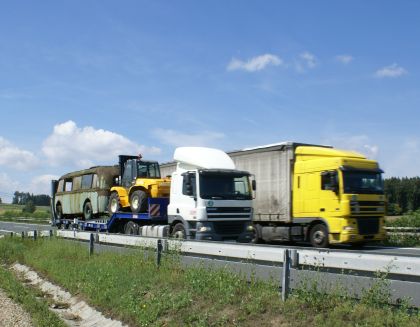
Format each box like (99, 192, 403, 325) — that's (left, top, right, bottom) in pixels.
(83, 201, 93, 220)
(171, 223, 186, 239)
(251, 224, 264, 244)
(108, 192, 120, 216)
(130, 190, 148, 213)
(55, 203, 63, 220)
(309, 223, 329, 248)
(124, 221, 139, 235)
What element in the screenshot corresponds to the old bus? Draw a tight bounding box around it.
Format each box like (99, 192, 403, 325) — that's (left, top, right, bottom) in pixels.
(54, 166, 119, 220)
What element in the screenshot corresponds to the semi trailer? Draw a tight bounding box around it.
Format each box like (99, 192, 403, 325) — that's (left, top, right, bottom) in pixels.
(51, 147, 254, 242)
(160, 142, 386, 247)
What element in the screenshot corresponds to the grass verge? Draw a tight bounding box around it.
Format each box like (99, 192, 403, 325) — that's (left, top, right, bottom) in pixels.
(1, 237, 419, 326)
(0, 266, 65, 327)
(385, 211, 420, 247)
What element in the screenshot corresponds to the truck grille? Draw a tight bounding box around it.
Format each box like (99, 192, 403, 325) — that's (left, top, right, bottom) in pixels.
(206, 207, 252, 219)
(206, 207, 251, 213)
(213, 221, 245, 235)
(357, 217, 380, 235)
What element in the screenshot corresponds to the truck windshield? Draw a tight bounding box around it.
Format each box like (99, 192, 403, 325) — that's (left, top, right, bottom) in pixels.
(342, 171, 384, 194)
(199, 172, 252, 200)
(137, 161, 161, 178)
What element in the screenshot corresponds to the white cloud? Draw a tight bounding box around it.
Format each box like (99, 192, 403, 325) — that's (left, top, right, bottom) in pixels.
(42, 121, 161, 167)
(300, 52, 317, 68)
(382, 138, 420, 177)
(375, 63, 407, 78)
(0, 137, 39, 170)
(0, 173, 20, 203)
(27, 174, 59, 195)
(153, 129, 225, 147)
(227, 54, 283, 72)
(295, 51, 318, 73)
(324, 134, 379, 159)
(335, 55, 353, 64)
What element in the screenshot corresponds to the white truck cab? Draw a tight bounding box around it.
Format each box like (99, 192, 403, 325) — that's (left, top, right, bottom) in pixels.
(168, 147, 254, 242)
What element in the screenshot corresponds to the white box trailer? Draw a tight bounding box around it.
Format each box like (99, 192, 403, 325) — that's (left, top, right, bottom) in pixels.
(160, 142, 316, 224)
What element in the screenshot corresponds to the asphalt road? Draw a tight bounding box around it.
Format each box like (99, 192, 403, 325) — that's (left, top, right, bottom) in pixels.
(0, 221, 54, 233)
(1, 220, 419, 257)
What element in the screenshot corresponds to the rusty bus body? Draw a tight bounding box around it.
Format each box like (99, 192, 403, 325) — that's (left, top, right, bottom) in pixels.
(54, 166, 119, 220)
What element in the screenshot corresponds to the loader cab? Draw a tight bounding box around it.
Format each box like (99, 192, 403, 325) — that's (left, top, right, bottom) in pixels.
(119, 155, 161, 187)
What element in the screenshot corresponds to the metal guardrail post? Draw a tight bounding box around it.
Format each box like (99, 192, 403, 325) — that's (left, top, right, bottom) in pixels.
(89, 233, 94, 256)
(282, 249, 291, 301)
(33, 230, 37, 240)
(291, 249, 298, 268)
(10, 232, 13, 238)
(21, 231, 25, 239)
(157, 239, 163, 267)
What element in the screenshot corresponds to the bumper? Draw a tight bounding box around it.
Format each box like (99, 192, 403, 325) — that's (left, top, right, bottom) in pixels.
(330, 232, 387, 244)
(194, 221, 253, 243)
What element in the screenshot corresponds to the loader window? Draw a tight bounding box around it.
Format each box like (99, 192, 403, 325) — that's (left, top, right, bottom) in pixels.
(137, 161, 161, 178)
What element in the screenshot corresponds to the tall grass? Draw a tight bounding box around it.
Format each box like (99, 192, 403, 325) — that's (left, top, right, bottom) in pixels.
(0, 237, 419, 326)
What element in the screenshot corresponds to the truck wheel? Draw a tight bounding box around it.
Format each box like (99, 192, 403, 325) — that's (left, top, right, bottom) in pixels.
(56, 203, 63, 220)
(108, 192, 120, 216)
(124, 221, 139, 235)
(172, 223, 186, 239)
(251, 224, 264, 244)
(309, 224, 329, 248)
(130, 190, 148, 213)
(83, 201, 93, 220)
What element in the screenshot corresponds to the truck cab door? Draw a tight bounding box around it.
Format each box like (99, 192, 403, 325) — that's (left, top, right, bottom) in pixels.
(320, 170, 340, 216)
(121, 160, 135, 189)
(169, 172, 197, 222)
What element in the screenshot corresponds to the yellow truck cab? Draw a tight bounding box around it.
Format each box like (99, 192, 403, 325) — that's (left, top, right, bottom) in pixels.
(293, 146, 386, 246)
(108, 155, 170, 215)
(226, 142, 386, 247)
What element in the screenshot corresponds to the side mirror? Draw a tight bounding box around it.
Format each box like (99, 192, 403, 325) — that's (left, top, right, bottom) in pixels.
(252, 180, 256, 191)
(185, 183, 193, 196)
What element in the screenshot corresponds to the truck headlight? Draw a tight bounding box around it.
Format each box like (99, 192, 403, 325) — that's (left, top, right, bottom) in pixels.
(246, 225, 254, 232)
(343, 226, 356, 231)
(198, 226, 212, 232)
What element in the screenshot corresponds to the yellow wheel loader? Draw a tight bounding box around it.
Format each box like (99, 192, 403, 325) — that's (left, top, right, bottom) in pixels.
(108, 155, 170, 215)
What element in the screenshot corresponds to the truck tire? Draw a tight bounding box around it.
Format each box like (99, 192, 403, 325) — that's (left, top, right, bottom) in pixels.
(309, 223, 329, 248)
(251, 224, 264, 244)
(108, 192, 120, 216)
(130, 190, 148, 213)
(171, 223, 186, 239)
(124, 221, 139, 235)
(83, 201, 93, 220)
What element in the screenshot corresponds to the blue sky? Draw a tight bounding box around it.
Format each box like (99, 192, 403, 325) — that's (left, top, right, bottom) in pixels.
(0, 1, 419, 201)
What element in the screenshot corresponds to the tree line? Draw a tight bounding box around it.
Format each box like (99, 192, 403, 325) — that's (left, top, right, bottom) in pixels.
(12, 191, 50, 206)
(384, 177, 420, 215)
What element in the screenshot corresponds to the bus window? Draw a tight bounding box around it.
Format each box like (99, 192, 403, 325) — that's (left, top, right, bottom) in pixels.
(64, 179, 73, 192)
(82, 174, 93, 189)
